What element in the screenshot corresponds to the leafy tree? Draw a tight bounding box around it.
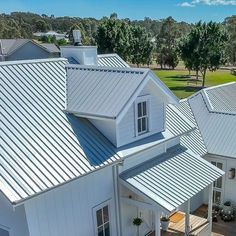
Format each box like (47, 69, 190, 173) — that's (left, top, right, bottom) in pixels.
(129, 25, 153, 67)
(156, 17, 180, 69)
(96, 16, 131, 60)
(179, 21, 229, 87)
(224, 15, 236, 65)
(35, 19, 49, 32)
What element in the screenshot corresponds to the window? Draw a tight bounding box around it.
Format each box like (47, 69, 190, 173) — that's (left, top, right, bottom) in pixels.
(211, 161, 223, 204)
(137, 101, 148, 135)
(96, 205, 110, 236)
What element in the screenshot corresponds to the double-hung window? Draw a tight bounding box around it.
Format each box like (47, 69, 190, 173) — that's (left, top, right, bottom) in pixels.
(211, 161, 223, 204)
(95, 205, 110, 236)
(137, 100, 148, 135)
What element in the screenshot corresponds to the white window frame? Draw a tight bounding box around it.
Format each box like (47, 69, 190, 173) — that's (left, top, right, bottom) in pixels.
(135, 95, 150, 137)
(211, 161, 224, 204)
(93, 200, 111, 236)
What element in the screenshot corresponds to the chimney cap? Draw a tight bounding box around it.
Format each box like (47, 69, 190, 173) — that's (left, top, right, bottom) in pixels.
(73, 30, 82, 46)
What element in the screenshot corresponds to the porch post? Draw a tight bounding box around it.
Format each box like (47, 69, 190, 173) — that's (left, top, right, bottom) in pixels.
(185, 199, 190, 236)
(155, 211, 161, 236)
(208, 183, 213, 231)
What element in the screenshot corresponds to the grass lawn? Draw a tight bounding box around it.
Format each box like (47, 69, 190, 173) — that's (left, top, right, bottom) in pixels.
(154, 69, 236, 99)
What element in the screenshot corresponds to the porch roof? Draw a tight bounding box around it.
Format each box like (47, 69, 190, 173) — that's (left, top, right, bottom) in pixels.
(120, 145, 224, 212)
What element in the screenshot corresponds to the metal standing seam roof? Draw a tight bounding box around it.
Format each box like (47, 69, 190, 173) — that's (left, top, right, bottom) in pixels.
(97, 54, 130, 68)
(203, 82, 236, 114)
(188, 92, 236, 158)
(40, 43, 60, 53)
(66, 65, 150, 119)
(0, 58, 121, 203)
(0, 58, 196, 204)
(120, 145, 224, 212)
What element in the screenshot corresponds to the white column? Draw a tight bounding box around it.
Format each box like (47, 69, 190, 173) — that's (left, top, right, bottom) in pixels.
(208, 183, 213, 231)
(185, 199, 190, 236)
(155, 211, 161, 236)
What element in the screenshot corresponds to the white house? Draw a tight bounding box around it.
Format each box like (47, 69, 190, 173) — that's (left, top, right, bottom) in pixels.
(178, 83, 236, 210)
(0, 43, 231, 236)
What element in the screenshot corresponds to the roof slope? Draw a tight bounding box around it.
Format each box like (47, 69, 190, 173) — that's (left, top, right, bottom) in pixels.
(0, 39, 29, 55)
(179, 83, 236, 158)
(0, 58, 121, 204)
(0, 58, 193, 204)
(97, 54, 130, 68)
(120, 145, 224, 212)
(40, 43, 60, 53)
(204, 82, 236, 114)
(66, 65, 178, 119)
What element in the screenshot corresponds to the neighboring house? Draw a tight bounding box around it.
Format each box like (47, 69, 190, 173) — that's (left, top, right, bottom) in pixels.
(33, 31, 68, 41)
(0, 39, 60, 61)
(0, 45, 227, 236)
(178, 83, 236, 209)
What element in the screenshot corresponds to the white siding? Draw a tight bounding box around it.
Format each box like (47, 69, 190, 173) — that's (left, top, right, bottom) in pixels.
(204, 155, 236, 205)
(89, 119, 117, 146)
(117, 80, 165, 147)
(24, 166, 117, 236)
(0, 192, 29, 236)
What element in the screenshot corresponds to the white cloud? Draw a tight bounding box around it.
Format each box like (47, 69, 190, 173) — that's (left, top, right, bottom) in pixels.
(178, 0, 236, 7)
(178, 2, 195, 7)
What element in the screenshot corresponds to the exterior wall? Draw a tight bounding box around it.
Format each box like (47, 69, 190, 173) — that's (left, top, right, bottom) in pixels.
(89, 119, 117, 146)
(6, 42, 51, 61)
(117, 80, 165, 147)
(24, 166, 117, 236)
(204, 154, 236, 205)
(0, 192, 29, 236)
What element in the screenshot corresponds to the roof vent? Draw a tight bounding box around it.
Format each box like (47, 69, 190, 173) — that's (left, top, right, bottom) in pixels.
(73, 30, 83, 46)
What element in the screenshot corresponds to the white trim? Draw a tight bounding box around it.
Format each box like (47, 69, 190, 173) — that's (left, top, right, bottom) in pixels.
(92, 200, 112, 236)
(135, 95, 151, 137)
(0, 224, 11, 236)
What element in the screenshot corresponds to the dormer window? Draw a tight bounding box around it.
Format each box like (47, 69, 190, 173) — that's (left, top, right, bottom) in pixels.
(136, 96, 150, 136)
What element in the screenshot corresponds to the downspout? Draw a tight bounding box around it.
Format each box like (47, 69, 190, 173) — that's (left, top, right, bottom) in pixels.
(112, 164, 122, 236)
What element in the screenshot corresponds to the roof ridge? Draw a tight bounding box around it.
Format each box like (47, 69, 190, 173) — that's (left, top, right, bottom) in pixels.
(204, 81, 236, 91)
(0, 57, 68, 66)
(66, 64, 149, 74)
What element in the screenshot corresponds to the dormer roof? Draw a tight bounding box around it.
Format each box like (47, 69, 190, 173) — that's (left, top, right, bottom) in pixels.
(66, 65, 179, 120)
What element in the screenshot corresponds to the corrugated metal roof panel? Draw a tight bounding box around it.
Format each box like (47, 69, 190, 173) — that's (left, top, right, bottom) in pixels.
(98, 54, 130, 68)
(188, 93, 236, 158)
(66, 65, 149, 118)
(120, 145, 224, 212)
(0, 58, 121, 203)
(204, 82, 236, 113)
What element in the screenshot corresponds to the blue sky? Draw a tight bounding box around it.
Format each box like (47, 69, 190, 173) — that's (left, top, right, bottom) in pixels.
(1, 0, 235, 23)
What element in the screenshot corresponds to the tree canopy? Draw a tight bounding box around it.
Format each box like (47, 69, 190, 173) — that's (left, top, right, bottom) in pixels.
(179, 21, 229, 87)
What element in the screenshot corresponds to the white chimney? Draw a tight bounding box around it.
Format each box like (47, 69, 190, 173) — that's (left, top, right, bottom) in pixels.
(60, 46, 98, 66)
(72, 30, 82, 46)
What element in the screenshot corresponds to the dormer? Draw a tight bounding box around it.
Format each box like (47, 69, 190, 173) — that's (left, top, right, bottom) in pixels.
(65, 65, 178, 147)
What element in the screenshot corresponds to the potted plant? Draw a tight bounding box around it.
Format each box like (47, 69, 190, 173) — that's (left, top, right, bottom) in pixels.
(160, 215, 170, 231)
(133, 217, 143, 236)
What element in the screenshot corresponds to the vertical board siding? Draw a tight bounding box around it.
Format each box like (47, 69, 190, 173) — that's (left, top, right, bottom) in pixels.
(24, 167, 117, 236)
(117, 80, 165, 147)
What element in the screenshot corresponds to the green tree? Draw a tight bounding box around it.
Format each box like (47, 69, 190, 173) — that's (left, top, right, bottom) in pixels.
(96, 15, 131, 60)
(129, 25, 153, 67)
(156, 17, 179, 69)
(179, 21, 229, 87)
(224, 15, 236, 65)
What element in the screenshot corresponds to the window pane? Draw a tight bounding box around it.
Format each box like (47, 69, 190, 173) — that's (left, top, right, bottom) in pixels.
(98, 226, 104, 236)
(96, 209, 103, 227)
(143, 102, 147, 115)
(103, 206, 109, 223)
(138, 119, 142, 133)
(142, 117, 146, 131)
(104, 223, 110, 236)
(211, 161, 216, 166)
(217, 163, 223, 170)
(216, 177, 222, 188)
(138, 103, 142, 117)
(213, 190, 221, 204)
